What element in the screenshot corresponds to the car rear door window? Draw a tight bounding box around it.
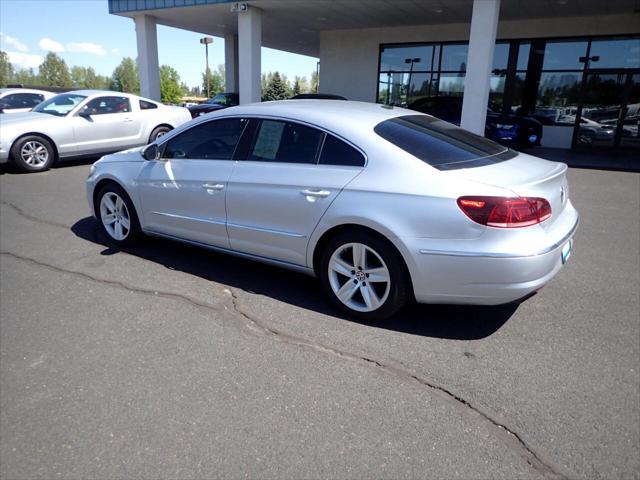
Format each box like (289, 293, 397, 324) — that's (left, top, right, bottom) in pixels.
(374, 114, 516, 170)
(163, 118, 247, 160)
(248, 119, 323, 164)
(318, 134, 365, 167)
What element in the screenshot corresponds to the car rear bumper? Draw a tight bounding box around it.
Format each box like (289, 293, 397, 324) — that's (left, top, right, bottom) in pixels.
(403, 205, 579, 305)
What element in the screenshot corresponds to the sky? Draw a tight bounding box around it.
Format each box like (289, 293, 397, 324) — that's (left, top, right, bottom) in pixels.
(0, 0, 319, 89)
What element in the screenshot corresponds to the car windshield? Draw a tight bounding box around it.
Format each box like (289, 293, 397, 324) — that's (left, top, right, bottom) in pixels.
(374, 114, 517, 170)
(33, 94, 87, 117)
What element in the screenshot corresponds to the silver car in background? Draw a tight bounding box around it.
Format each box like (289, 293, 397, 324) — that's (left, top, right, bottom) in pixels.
(0, 90, 191, 172)
(86, 101, 579, 321)
(0, 88, 55, 114)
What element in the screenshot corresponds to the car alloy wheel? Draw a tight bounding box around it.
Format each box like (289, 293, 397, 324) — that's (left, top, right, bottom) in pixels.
(327, 242, 391, 313)
(20, 140, 49, 168)
(100, 192, 131, 241)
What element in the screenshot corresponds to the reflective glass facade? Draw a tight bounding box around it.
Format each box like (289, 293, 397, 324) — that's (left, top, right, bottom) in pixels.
(378, 36, 640, 150)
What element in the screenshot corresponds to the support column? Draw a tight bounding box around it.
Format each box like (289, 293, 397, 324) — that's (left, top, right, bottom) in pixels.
(237, 6, 262, 104)
(224, 34, 239, 93)
(134, 15, 161, 101)
(460, 0, 500, 135)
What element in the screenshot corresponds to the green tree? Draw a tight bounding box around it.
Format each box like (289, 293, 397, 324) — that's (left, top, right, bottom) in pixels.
(83, 67, 103, 89)
(111, 57, 139, 94)
(160, 65, 183, 104)
(292, 76, 302, 96)
(0, 50, 14, 87)
(310, 70, 319, 93)
(263, 71, 288, 101)
(13, 68, 37, 86)
(201, 64, 225, 97)
(38, 52, 71, 87)
(71, 66, 87, 88)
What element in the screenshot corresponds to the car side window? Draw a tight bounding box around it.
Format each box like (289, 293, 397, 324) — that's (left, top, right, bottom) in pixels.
(164, 118, 248, 160)
(248, 119, 323, 164)
(83, 96, 131, 115)
(318, 134, 365, 167)
(1, 93, 43, 109)
(139, 100, 158, 110)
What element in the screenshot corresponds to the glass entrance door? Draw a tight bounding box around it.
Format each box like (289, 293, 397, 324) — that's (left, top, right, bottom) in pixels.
(575, 71, 640, 150)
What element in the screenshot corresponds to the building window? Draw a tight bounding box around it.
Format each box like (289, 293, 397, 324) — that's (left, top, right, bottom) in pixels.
(378, 42, 466, 107)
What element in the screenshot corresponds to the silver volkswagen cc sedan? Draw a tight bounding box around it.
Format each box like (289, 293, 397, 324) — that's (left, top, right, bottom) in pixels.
(86, 100, 579, 321)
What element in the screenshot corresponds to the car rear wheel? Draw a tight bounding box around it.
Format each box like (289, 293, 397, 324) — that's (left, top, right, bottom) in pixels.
(10, 135, 55, 172)
(149, 126, 171, 143)
(97, 183, 141, 246)
(319, 231, 410, 321)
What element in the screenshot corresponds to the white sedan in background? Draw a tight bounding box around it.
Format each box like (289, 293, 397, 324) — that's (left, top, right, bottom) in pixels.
(0, 90, 191, 172)
(0, 88, 54, 114)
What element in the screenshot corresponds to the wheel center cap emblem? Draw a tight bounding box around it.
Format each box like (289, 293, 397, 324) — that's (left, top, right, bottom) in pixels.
(355, 271, 366, 281)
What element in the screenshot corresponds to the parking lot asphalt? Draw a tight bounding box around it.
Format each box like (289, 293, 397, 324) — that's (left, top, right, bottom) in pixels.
(0, 160, 638, 479)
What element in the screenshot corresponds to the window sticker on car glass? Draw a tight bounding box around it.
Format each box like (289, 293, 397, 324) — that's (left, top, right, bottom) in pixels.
(253, 121, 285, 160)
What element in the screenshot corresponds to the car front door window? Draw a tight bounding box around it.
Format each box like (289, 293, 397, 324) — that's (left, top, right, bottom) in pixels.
(163, 118, 248, 160)
(82, 96, 131, 115)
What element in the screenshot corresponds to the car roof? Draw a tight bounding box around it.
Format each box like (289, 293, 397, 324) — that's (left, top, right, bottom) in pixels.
(219, 100, 417, 136)
(0, 88, 52, 95)
(52, 90, 161, 105)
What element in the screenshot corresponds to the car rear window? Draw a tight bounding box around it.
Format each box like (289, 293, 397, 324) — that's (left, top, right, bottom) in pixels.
(374, 115, 517, 170)
(319, 134, 365, 167)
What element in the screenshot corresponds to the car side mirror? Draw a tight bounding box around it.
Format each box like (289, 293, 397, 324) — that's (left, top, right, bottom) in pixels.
(142, 143, 160, 161)
(78, 107, 97, 118)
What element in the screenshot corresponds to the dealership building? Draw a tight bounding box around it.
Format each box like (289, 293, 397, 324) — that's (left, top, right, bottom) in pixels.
(109, 0, 640, 153)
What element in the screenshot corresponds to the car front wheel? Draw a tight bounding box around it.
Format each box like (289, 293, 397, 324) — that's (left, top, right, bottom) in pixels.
(10, 135, 55, 172)
(96, 183, 141, 246)
(319, 231, 410, 322)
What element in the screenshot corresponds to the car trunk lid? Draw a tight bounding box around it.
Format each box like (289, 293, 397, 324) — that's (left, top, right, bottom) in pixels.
(444, 152, 569, 231)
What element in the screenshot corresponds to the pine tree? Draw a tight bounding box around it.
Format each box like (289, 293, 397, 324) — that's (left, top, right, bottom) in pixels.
(263, 71, 288, 101)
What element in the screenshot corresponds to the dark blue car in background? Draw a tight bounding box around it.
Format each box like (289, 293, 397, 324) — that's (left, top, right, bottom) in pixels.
(409, 96, 542, 149)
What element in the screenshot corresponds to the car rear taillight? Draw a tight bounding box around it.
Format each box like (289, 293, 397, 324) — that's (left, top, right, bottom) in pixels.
(457, 196, 552, 228)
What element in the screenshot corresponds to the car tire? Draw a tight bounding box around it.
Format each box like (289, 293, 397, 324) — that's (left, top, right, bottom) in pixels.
(96, 183, 142, 247)
(10, 135, 55, 173)
(148, 126, 171, 143)
(319, 231, 410, 322)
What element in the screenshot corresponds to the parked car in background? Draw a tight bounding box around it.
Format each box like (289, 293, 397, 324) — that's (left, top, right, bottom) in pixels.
(87, 101, 578, 321)
(0, 88, 55, 114)
(0, 90, 191, 172)
(557, 115, 615, 144)
(188, 93, 239, 118)
(409, 96, 543, 149)
(290, 93, 348, 100)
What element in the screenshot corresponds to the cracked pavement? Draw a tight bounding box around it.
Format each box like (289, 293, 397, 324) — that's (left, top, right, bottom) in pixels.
(0, 161, 638, 479)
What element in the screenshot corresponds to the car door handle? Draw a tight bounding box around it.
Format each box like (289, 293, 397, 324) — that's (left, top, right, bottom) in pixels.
(123, 117, 133, 123)
(203, 183, 225, 191)
(301, 189, 331, 198)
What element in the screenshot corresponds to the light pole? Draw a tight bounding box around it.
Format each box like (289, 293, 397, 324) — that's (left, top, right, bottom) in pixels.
(200, 36, 214, 98)
(404, 57, 420, 105)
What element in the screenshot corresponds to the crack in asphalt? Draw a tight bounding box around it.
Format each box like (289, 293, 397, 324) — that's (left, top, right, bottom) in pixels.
(0, 201, 71, 230)
(1, 247, 569, 479)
